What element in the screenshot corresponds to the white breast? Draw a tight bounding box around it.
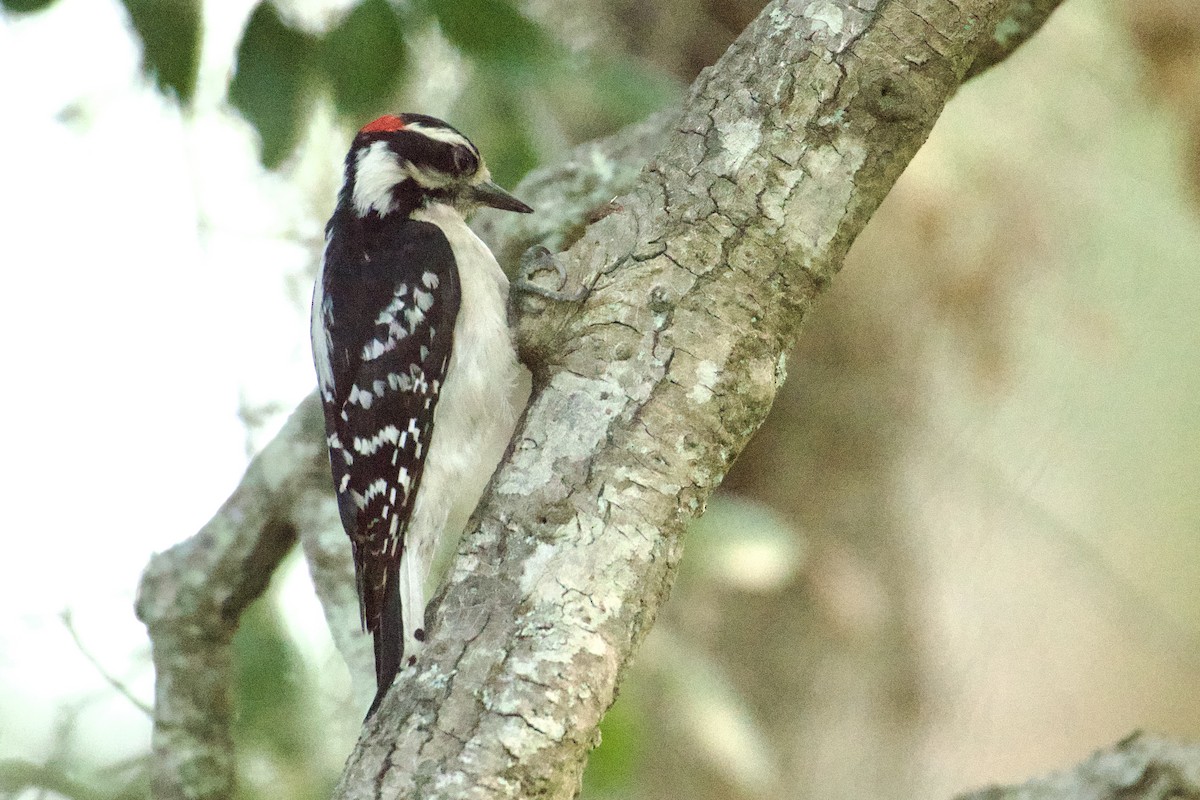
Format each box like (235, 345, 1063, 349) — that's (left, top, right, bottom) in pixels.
(398, 203, 522, 654)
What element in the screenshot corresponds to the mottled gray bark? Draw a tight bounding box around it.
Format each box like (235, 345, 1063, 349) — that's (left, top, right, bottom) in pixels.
(339, 0, 1065, 798)
(136, 1, 1069, 799)
(135, 398, 321, 800)
(955, 733, 1200, 800)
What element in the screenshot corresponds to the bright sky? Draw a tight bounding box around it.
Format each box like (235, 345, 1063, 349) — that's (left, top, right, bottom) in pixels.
(0, 0, 342, 765)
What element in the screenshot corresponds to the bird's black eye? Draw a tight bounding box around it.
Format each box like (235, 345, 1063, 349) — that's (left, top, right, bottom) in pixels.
(452, 145, 478, 175)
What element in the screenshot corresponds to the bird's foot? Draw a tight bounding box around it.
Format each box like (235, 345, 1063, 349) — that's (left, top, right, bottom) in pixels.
(513, 246, 588, 302)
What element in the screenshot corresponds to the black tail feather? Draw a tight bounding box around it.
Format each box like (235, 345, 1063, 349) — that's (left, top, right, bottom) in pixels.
(366, 562, 403, 720)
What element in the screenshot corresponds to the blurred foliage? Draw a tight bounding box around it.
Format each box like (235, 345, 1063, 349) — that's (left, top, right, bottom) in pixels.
(1126, 0, 1200, 203)
(320, 0, 407, 121)
(233, 595, 309, 763)
(681, 495, 805, 593)
(420, 0, 552, 68)
(446, 70, 541, 187)
(140, 0, 669, 177)
(120, 0, 202, 104)
(224, 0, 557, 170)
(0, 584, 333, 800)
(8, 0, 677, 179)
(5, 0, 203, 103)
(581, 687, 644, 798)
(228, 2, 320, 169)
(232, 583, 332, 800)
(0, 756, 145, 800)
(0, 0, 57, 12)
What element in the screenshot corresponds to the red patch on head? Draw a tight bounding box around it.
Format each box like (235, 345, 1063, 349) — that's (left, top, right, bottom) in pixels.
(360, 115, 406, 134)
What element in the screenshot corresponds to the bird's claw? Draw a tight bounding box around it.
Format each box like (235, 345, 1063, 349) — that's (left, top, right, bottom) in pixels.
(514, 246, 588, 302)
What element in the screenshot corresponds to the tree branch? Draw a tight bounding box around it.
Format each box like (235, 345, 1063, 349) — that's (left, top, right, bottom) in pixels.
(135, 399, 321, 799)
(136, 1, 1065, 798)
(338, 0, 1065, 797)
(954, 733, 1200, 800)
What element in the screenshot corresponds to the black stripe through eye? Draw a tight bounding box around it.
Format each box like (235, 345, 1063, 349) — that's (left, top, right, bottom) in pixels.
(388, 132, 461, 174)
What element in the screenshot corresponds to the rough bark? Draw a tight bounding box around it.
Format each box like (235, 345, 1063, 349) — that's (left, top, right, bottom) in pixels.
(339, 0, 1064, 797)
(954, 733, 1200, 800)
(135, 398, 323, 799)
(136, 1, 1067, 798)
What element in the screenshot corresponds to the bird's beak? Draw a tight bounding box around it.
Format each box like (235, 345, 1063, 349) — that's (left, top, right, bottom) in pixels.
(471, 180, 533, 214)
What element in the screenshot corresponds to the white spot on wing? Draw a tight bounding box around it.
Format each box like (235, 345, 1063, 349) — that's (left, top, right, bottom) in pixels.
(363, 284, 418, 360)
(398, 467, 411, 500)
(362, 339, 388, 360)
(353, 425, 400, 455)
(348, 384, 374, 409)
(362, 478, 389, 503)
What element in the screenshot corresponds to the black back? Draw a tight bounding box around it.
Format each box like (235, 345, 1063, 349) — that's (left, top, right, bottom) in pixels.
(317, 208, 461, 639)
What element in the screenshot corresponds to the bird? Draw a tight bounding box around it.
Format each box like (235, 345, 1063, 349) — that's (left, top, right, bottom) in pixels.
(310, 113, 532, 718)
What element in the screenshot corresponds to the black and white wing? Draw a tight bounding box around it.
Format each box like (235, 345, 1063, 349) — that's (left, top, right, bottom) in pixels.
(311, 217, 460, 688)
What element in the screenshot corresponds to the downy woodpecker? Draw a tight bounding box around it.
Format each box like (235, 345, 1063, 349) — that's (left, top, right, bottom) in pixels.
(311, 113, 532, 717)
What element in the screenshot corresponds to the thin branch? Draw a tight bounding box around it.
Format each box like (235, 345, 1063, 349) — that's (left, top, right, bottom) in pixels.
(965, 0, 1066, 79)
(134, 400, 320, 800)
(0, 759, 110, 800)
(60, 611, 154, 717)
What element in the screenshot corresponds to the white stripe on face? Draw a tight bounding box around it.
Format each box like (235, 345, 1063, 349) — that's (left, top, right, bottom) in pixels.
(353, 140, 407, 216)
(403, 121, 476, 153)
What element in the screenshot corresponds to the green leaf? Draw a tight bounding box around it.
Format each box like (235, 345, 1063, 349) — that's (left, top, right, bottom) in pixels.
(321, 0, 408, 120)
(422, 0, 552, 68)
(119, 0, 202, 105)
(0, 0, 57, 12)
(229, 1, 318, 168)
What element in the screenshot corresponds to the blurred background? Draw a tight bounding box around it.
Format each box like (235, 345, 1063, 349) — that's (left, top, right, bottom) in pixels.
(1, 0, 1198, 798)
